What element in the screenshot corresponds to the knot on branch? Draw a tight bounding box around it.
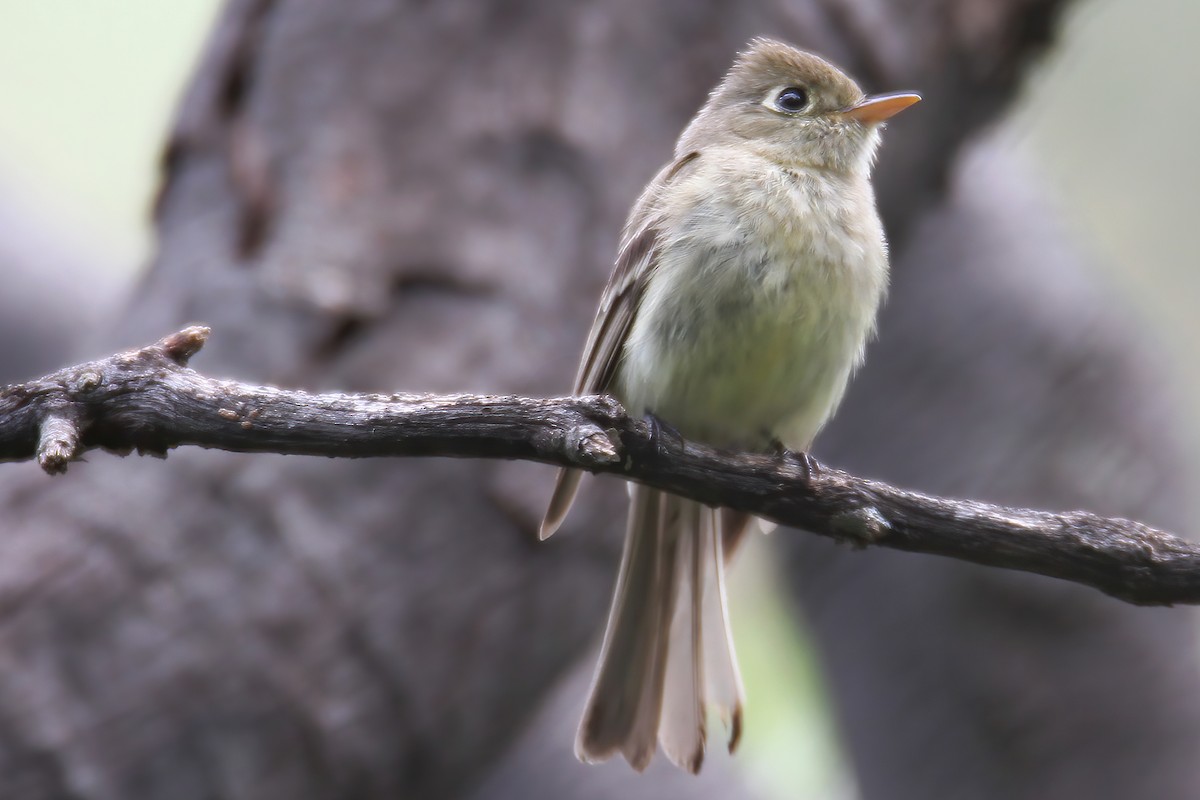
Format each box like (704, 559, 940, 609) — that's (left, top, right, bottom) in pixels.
(71, 370, 103, 394)
(563, 422, 621, 468)
(831, 506, 892, 546)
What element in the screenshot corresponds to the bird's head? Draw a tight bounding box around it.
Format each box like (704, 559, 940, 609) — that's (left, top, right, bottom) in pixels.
(678, 39, 920, 174)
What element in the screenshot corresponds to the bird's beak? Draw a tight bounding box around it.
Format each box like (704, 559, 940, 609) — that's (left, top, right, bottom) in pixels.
(839, 92, 921, 125)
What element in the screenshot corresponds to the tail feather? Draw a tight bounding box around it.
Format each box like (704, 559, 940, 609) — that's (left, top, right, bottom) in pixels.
(576, 486, 745, 773)
(719, 508, 756, 560)
(575, 487, 677, 770)
(660, 498, 705, 772)
(705, 507, 746, 752)
(540, 468, 583, 539)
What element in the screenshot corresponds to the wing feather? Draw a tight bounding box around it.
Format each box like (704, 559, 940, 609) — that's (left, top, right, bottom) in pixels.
(540, 152, 700, 538)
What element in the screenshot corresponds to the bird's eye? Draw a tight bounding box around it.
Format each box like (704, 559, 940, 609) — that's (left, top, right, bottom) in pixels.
(774, 87, 809, 113)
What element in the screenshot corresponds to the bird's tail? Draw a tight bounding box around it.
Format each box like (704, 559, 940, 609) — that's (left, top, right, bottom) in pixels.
(575, 485, 745, 773)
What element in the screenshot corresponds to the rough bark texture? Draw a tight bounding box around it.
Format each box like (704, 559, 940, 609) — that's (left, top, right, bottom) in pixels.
(7, 328, 1200, 608)
(1, 0, 1198, 799)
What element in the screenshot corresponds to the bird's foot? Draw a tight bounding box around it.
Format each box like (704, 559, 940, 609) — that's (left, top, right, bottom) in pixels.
(644, 412, 685, 455)
(765, 437, 818, 478)
(766, 436, 790, 458)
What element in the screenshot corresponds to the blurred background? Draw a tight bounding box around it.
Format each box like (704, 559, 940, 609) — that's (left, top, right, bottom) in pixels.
(4, 0, 1198, 378)
(0, 1, 218, 271)
(1, 1, 1198, 799)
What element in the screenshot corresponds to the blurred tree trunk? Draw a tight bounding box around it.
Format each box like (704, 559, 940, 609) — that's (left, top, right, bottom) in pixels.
(2, 1, 1199, 799)
(791, 138, 1200, 799)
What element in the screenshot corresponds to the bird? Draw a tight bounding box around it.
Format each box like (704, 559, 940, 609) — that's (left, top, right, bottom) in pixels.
(540, 38, 919, 774)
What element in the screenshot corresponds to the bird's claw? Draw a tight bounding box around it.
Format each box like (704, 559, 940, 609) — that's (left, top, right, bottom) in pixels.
(798, 450, 820, 479)
(644, 412, 685, 455)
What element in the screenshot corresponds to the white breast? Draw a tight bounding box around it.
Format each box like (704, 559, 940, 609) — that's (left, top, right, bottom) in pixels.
(615, 152, 888, 450)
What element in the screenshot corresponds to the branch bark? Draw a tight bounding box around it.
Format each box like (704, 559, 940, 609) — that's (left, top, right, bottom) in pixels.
(4, 325, 1197, 607)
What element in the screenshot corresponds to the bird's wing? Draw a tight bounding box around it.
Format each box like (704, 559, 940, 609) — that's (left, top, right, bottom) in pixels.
(572, 151, 699, 395)
(539, 151, 700, 539)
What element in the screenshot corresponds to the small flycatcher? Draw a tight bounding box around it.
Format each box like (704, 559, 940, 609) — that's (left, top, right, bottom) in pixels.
(541, 39, 919, 773)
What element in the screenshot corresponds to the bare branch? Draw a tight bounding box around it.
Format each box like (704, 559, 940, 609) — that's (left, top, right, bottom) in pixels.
(2, 326, 1198, 606)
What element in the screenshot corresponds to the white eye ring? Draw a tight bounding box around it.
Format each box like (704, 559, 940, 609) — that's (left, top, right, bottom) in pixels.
(767, 85, 810, 114)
